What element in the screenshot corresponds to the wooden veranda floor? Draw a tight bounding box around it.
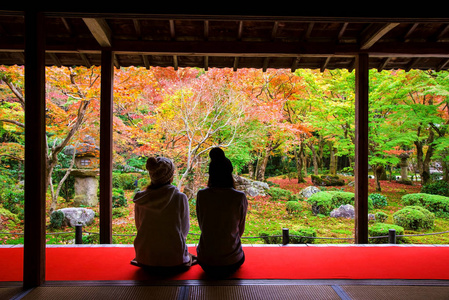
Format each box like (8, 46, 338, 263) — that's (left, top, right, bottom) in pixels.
(1, 244, 449, 299)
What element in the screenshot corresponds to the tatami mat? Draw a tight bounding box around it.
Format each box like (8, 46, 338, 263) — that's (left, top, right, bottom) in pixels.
(342, 285, 449, 300)
(188, 285, 340, 300)
(0, 287, 23, 300)
(5, 281, 449, 300)
(21, 286, 181, 300)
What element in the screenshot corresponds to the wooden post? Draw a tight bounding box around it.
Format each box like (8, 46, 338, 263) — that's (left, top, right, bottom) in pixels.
(99, 50, 114, 244)
(282, 228, 289, 245)
(23, 10, 46, 288)
(388, 229, 397, 244)
(75, 225, 83, 244)
(354, 53, 369, 244)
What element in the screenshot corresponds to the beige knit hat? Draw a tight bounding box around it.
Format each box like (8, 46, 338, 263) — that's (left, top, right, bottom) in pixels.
(146, 156, 175, 185)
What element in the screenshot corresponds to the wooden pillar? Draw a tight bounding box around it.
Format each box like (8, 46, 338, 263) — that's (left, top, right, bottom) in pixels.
(99, 50, 114, 244)
(23, 10, 46, 288)
(354, 53, 369, 244)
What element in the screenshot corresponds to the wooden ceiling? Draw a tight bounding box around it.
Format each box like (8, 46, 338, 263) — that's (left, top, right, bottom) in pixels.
(1, 9, 449, 71)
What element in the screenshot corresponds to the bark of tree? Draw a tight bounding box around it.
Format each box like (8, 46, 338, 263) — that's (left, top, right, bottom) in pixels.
(308, 142, 319, 175)
(329, 143, 337, 176)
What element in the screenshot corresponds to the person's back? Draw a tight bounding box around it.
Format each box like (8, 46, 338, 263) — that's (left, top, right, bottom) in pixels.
(196, 147, 248, 277)
(134, 184, 190, 266)
(196, 187, 247, 266)
(132, 156, 194, 269)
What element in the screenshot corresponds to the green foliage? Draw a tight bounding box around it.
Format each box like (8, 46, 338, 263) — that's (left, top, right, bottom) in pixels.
(0, 207, 19, 229)
(112, 188, 127, 208)
(112, 207, 129, 218)
(306, 191, 368, 215)
(401, 193, 449, 217)
(369, 193, 388, 208)
(375, 212, 388, 223)
(137, 177, 150, 189)
(112, 172, 138, 190)
(421, 180, 449, 197)
(260, 228, 316, 244)
(286, 201, 302, 214)
(368, 223, 405, 244)
(1, 189, 24, 219)
(50, 210, 65, 229)
(393, 206, 435, 230)
(267, 187, 298, 201)
(311, 174, 345, 186)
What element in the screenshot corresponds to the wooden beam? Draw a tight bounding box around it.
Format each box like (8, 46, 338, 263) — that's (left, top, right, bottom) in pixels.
(23, 10, 46, 288)
(354, 53, 369, 244)
(169, 20, 176, 40)
(83, 18, 112, 47)
(99, 50, 114, 244)
(360, 23, 400, 50)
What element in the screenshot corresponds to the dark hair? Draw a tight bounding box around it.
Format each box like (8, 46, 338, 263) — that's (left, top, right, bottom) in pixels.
(207, 147, 235, 188)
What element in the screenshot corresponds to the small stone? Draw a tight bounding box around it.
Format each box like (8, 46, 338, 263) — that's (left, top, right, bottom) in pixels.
(299, 186, 321, 199)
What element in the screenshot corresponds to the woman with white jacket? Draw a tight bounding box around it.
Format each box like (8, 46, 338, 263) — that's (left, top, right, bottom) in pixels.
(131, 156, 196, 272)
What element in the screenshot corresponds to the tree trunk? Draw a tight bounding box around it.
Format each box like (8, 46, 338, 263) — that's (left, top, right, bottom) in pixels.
(293, 144, 305, 183)
(329, 144, 337, 176)
(256, 147, 270, 181)
(374, 165, 384, 192)
(308, 143, 319, 175)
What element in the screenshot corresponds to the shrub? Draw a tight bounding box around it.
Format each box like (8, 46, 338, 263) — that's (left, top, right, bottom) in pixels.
(286, 201, 302, 214)
(393, 206, 435, 230)
(112, 188, 127, 208)
(0, 207, 19, 230)
(375, 212, 388, 223)
(369, 193, 388, 208)
(401, 193, 449, 217)
(1, 190, 24, 220)
(112, 173, 138, 190)
(112, 207, 129, 218)
(368, 223, 405, 244)
(260, 228, 316, 244)
(306, 191, 334, 215)
(421, 180, 449, 197)
(50, 210, 65, 229)
(267, 187, 298, 201)
(306, 191, 368, 215)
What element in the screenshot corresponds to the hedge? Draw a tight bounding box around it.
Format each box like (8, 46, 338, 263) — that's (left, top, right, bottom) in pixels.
(393, 206, 435, 230)
(306, 191, 373, 215)
(267, 187, 299, 201)
(368, 223, 405, 244)
(401, 193, 449, 217)
(260, 228, 317, 244)
(286, 201, 302, 214)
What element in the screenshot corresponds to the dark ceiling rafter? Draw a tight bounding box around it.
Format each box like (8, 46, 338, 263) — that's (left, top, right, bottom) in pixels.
(1, 11, 449, 71)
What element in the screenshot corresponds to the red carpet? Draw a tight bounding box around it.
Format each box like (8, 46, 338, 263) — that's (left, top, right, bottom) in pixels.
(1, 246, 448, 281)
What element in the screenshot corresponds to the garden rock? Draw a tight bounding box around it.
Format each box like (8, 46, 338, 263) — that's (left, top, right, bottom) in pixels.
(234, 175, 269, 197)
(51, 207, 95, 228)
(330, 204, 376, 220)
(330, 204, 355, 219)
(299, 186, 321, 199)
(311, 175, 345, 186)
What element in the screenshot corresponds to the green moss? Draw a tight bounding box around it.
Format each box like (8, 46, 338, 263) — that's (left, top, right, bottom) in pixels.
(368, 223, 405, 244)
(286, 201, 302, 214)
(306, 191, 372, 215)
(393, 206, 435, 230)
(401, 193, 449, 217)
(260, 227, 317, 244)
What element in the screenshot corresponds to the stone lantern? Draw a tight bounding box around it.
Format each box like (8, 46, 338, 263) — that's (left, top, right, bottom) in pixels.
(66, 136, 100, 206)
(397, 152, 412, 185)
